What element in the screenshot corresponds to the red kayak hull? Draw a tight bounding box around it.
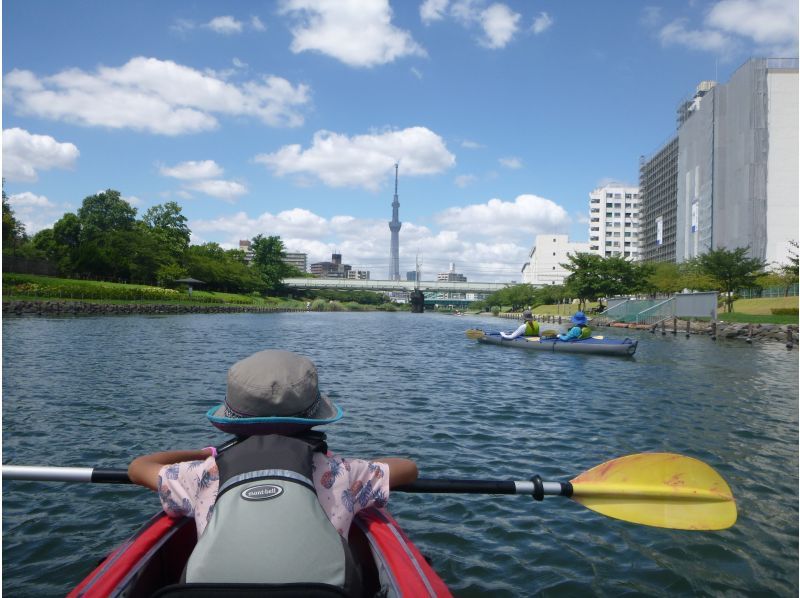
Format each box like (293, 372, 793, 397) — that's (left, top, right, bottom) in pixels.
(69, 508, 451, 597)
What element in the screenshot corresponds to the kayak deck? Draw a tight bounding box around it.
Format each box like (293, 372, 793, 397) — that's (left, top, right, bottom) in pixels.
(69, 508, 451, 597)
(476, 332, 638, 356)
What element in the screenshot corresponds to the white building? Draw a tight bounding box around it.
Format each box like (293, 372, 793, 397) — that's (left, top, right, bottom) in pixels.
(588, 184, 642, 260)
(521, 235, 590, 286)
(437, 263, 466, 282)
(347, 269, 370, 280)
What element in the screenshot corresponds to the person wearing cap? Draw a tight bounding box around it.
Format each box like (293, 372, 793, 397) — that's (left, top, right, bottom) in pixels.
(500, 309, 540, 340)
(557, 311, 592, 341)
(128, 350, 418, 588)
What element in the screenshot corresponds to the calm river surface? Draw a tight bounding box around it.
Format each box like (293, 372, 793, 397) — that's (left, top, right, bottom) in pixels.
(3, 311, 798, 596)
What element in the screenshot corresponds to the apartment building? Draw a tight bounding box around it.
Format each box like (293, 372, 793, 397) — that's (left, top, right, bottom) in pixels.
(588, 184, 642, 260)
(521, 235, 590, 285)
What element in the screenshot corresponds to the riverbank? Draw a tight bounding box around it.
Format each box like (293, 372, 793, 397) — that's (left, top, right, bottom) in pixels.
(490, 311, 798, 345)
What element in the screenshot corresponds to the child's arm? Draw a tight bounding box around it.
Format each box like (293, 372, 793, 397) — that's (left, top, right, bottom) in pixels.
(376, 457, 419, 488)
(128, 449, 214, 491)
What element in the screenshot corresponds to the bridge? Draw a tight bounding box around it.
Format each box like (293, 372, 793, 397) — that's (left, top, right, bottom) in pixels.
(282, 278, 511, 294)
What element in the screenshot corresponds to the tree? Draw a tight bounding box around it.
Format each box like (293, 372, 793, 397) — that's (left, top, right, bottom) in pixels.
(3, 187, 27, 253)
(250, 234, 300, 292)
(561, 252, 606, 310)
(695, 247, 766, 313)
(77, 189, 137, 243)
(645, 262, 685, 296)
(143, 202, 191, 258)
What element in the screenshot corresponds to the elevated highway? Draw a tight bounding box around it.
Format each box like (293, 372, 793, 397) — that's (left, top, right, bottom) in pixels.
(282, 277, 511, 294)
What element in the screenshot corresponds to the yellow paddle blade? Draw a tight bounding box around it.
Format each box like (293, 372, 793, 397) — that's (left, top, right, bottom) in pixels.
(465, 329, 485, 339)
(570, 453, 736, 531)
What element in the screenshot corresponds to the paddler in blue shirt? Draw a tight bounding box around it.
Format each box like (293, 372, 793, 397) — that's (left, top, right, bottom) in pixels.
(557, 311, 592, 341)
(500, 310, 540, 339)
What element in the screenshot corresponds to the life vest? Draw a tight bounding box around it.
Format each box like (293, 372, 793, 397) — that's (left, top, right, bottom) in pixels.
(524, 320, 540, 336)
(579, 326, 592, 339)
(185, 433, 361, 594)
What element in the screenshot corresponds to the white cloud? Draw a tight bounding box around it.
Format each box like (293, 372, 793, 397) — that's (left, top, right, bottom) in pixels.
(206, 16, 243, 34)
(420, 0, 449, 24)
(659, 19, 733, 52)
(410, 67, 423, 79)
(424, 1, 522, 49)
(190, 204, 536, 280)
(455, 174, 477, 187)
(160, 160, 224, 180)
(2, 128, 80, 182)
(435, 194, 570, 241)
(280, 0, 426, 67)
(254, 126, 456, 190)
(251, 16, 267, 31)
(640, 6, 662, 27)
(3, 57, 311, 135)
(479, 3, 521, 48)
(460, 139, 483, 149)
(658, 0, 798, 55)
(499, 156, 522, 169)
(232, 57, 248, 69)
(186, 179, 248, 202)
(7, 191, 65, 234)
(706, 0, 798, 49)
(531, 12, 553, 35)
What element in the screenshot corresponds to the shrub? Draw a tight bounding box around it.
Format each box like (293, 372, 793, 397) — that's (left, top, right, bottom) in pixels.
(771, 307, 799, 315)
(311, 299, 327, 311)
(378, 303, 397, 311)
(491, 305, 500, 316)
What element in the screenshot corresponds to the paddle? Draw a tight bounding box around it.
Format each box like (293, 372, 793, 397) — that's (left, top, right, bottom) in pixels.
(2, 452, 736, 531)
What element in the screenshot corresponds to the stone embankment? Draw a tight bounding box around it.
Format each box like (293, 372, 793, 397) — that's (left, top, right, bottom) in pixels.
(492, 311, 798, 345)
(2, 300, 304, 316)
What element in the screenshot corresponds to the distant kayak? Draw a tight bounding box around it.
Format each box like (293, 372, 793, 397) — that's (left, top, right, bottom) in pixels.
(469, 330, 638, 357)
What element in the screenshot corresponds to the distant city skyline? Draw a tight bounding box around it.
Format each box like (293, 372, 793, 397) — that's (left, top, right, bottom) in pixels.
(3, 1, 797, 281)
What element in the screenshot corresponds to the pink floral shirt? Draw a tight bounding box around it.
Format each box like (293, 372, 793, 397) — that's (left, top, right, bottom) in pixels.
(157, 453, 390, 538)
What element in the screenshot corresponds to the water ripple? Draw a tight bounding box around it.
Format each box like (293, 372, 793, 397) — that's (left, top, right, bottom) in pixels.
(3, 312, 798, 596)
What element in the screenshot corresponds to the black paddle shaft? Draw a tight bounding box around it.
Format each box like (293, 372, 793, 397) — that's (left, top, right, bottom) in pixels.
(396, 479, 518, 494)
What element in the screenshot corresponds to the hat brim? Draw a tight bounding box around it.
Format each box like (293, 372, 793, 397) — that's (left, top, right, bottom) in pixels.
(207, 395, 343, 435)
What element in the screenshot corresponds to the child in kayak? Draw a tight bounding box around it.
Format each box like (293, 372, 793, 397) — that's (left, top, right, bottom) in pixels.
(557, 311, 592, 341)
(128, 349, 418, 589)
(500, 309, 540, 339)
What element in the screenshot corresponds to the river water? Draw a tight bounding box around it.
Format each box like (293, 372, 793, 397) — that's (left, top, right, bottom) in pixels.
(2, 311, 798, 596)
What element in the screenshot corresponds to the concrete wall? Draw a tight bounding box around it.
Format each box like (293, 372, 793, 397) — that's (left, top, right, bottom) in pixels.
(525, 234, 590, 286)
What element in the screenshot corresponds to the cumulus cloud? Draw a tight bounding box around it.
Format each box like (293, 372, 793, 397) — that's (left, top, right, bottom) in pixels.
(422, 0, 522, 49)
(254, 126, 456, 190)
(2, 128, 80, 182)
(435, 194, 570, 241)
(160, 160, 224, 180)
(420, 0, 449, 24)
(658, 0, 798, 55)
(186, 179, 248, 202)
(479, 3, 521, 48)
(190, 203, 536, 280)
(280, 0, 426, 67)
(206, 15, 243, 34)
(7, 191, 66, 234)
(3, 57, 311, 135)
(531, 12, 553, 35)
(499, 156, 522, 169)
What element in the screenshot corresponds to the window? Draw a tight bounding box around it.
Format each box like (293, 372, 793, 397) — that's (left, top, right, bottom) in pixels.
(606, 231, 613, 236)
(614, 203, 621, 208)
(613, 232, 620, 237)
(614, 212, 621, 218)
(552, 266, 556, 270)
(606, 202, 613, 208)
(605, 241, 612, 246)
(625, 193, 632, 199)
(614, 193, 621, 198)
(606, 212, 613, 218)
(552, 238, 556, 243)
(606, 193, 613, 198)
(552, 252, 556, 256)
(624, 232, 631, 237)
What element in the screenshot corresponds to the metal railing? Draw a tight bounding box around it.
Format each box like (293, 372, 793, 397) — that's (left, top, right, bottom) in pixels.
(636, 298, 675, 326)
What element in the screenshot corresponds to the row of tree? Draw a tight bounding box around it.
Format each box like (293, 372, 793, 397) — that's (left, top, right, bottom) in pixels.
(3, 188, 301, 294)
(479, 244, 798, 313)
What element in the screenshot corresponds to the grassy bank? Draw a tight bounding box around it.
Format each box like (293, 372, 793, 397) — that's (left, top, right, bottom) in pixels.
(2, 273, 402, 312)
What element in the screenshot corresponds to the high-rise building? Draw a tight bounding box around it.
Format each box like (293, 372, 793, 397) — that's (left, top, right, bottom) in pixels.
(282, 252, 307, 273)
(639, 137, 679, 263)
(388, 164, 401, 280)
(588, 184, 642, 259)
(437, 263, 466, 282)
(310, 253, 351, 278)
(522, 235, 590, 285)
(675, 58, 798, 264)
(238, 239, 254, 263)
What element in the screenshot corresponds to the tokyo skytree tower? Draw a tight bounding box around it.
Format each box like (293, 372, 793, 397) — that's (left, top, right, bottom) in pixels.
(388, 163, 401, 280)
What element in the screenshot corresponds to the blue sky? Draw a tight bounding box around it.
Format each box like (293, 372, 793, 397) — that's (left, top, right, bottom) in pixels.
(3, 0, 798, 281)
